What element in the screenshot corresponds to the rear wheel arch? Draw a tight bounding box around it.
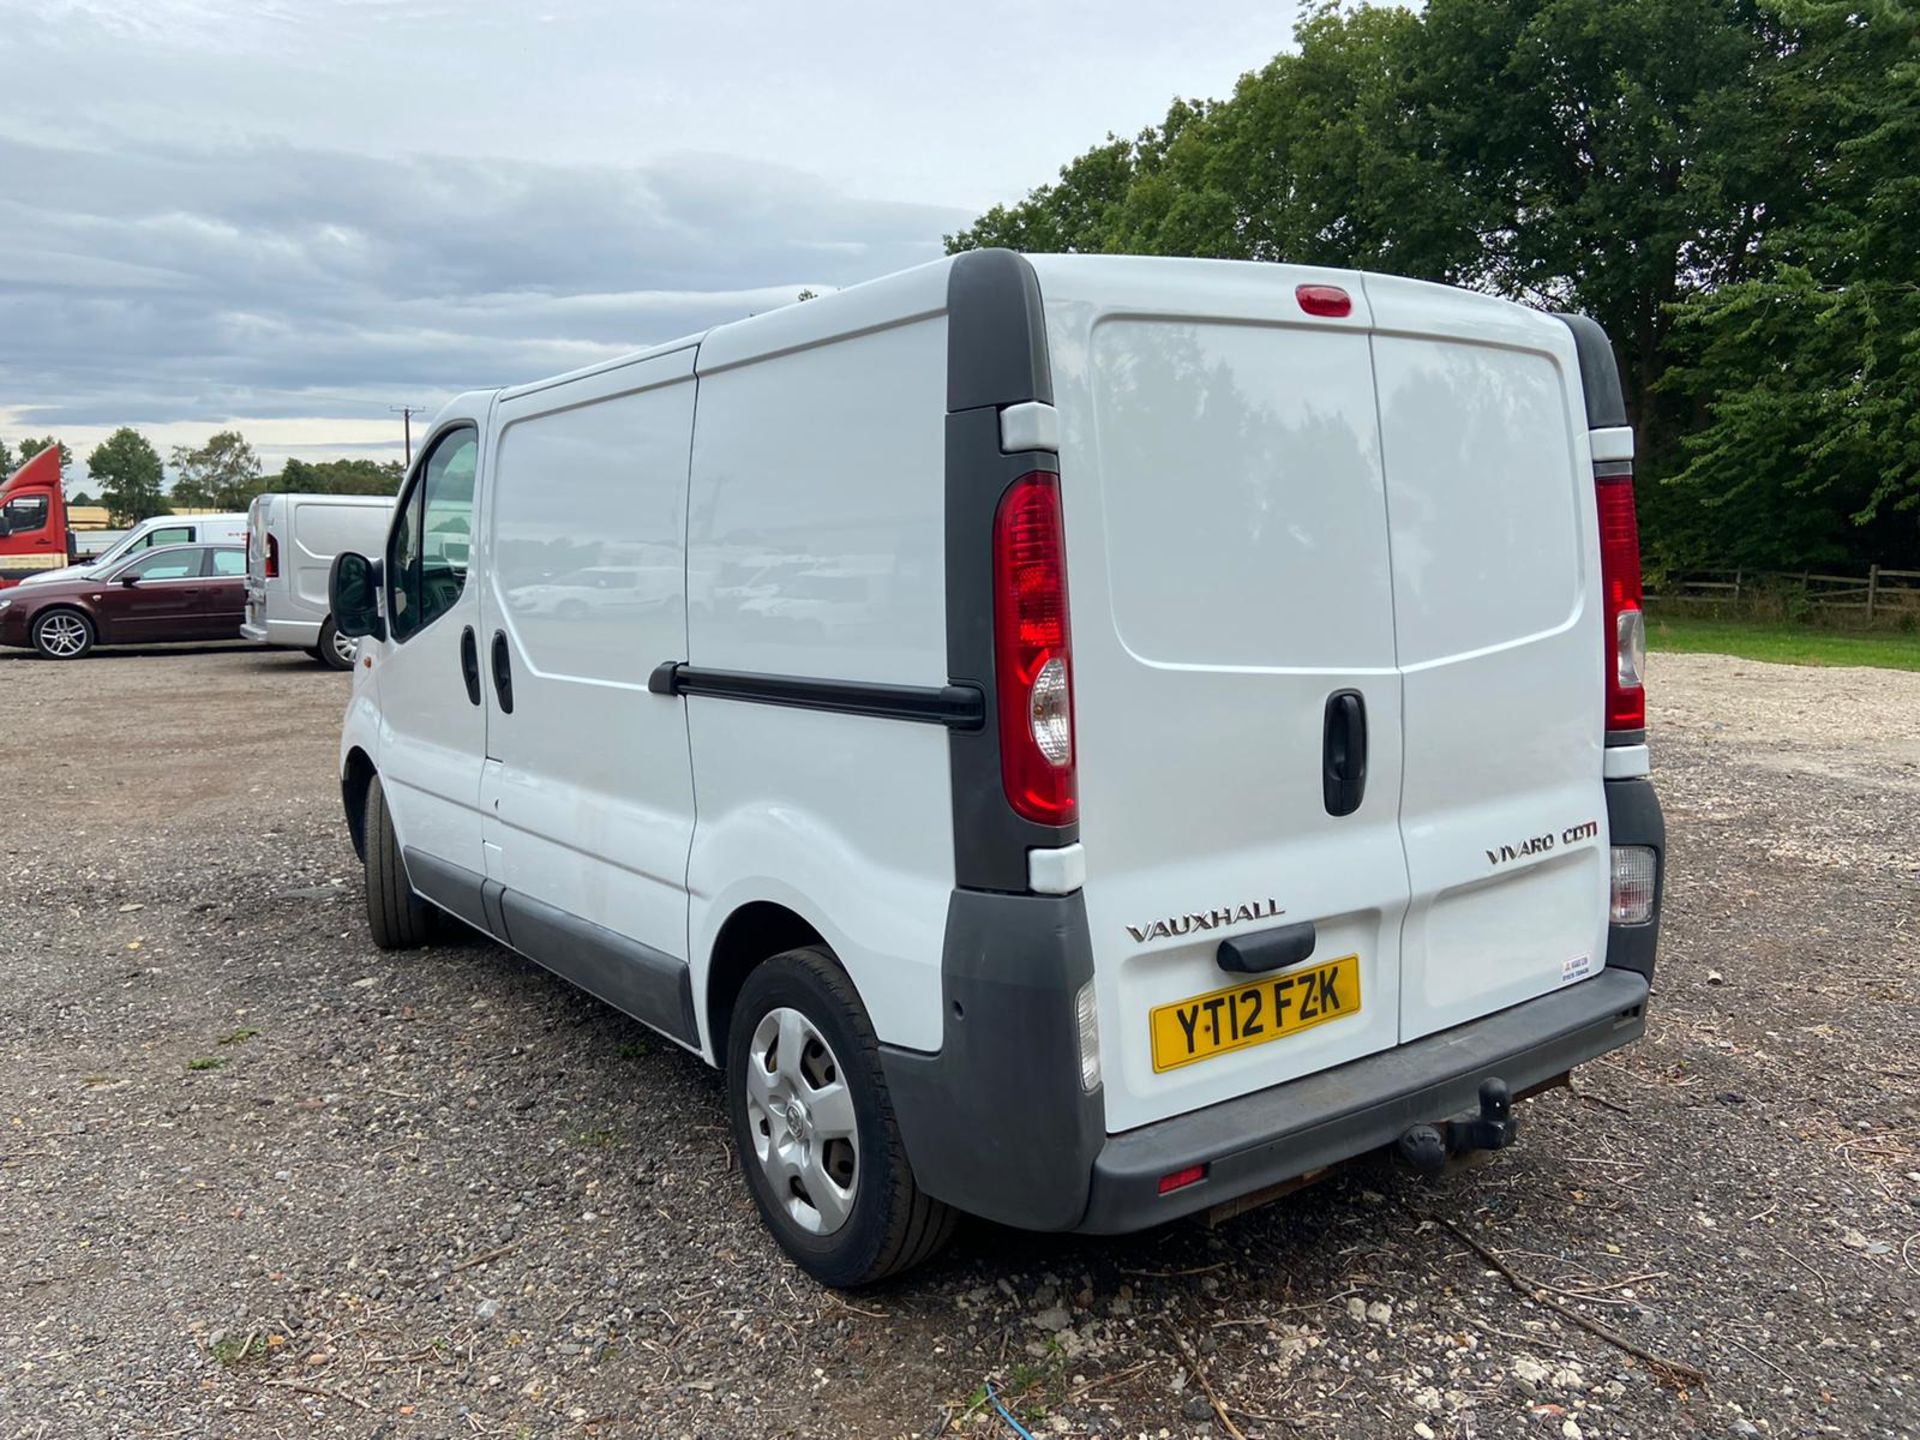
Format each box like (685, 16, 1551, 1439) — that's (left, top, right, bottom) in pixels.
(341, 748, 376, 861)
(703, 901, 826, 1065)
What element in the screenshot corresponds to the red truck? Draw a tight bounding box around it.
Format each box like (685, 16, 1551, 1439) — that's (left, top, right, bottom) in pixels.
(0, 448, 75, 589)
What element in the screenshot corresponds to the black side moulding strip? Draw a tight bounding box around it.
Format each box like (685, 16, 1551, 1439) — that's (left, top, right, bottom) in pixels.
(651, 662, 984, 730)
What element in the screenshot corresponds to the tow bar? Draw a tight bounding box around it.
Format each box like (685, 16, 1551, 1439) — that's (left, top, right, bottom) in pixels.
(1395, 1078, 1518, 1176)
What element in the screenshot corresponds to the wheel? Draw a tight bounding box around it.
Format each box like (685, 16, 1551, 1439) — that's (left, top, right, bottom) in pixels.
(726, 947, 956, 1287)
(31, 608, 94, 660)
(364, 774, 431, 949)
(317, 616, 357, 670)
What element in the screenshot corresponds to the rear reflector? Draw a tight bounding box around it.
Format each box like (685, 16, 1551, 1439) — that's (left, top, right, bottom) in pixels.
(992, 473, 1077, 825)
(1610, 846, 1657, 924)
(1595, 474, 1644, 732)
(265, 532, 281, 581)
(1158, 1164, 1207, 1196)
(1295, 284, 1352, 318)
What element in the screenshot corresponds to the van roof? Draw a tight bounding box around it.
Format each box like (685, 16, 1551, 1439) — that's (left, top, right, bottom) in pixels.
(485, 251, 1566, 406)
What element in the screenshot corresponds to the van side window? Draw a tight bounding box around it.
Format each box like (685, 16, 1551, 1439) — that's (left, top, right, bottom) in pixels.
(134, 526, 193, 551)
(388, 427, 477, 642)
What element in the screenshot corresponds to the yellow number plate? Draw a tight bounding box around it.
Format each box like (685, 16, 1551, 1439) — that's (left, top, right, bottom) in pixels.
(1149, 955, 1362, 1073)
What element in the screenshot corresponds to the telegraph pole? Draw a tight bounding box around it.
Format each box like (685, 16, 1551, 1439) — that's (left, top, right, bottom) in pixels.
(390, 405, 424, 467)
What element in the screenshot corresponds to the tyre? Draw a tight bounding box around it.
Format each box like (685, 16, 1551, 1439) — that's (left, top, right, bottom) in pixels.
(31, 608, 94, 660)
(317, 616, 357, 671)
(364, 774, 431, 949)
(726, 947, 956, 1287)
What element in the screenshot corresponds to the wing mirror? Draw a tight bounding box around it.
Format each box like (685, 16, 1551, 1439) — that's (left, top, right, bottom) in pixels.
(118, 573, 140, 587)
(329, 551, 386, 643)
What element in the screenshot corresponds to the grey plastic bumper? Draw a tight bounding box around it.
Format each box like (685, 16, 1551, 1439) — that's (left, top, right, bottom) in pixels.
(1075, 967, 1649, 1234)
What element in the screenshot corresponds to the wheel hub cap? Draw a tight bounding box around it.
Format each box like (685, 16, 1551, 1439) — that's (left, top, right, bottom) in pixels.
(743, 1006, 859, 1236)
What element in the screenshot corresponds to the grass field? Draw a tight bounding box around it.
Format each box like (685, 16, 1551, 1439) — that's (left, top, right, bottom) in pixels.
(1648, 612, 1920, 671)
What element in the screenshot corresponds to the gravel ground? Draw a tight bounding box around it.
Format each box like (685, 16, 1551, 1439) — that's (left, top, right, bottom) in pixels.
(1, 643, 1916, 1440)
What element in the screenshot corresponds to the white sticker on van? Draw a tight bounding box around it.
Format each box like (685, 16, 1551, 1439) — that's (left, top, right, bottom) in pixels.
(1561, 953, 1594, 984)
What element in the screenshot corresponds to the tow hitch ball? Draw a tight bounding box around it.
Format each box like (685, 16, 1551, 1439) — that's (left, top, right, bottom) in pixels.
(1396, 1079, 1518, 1176)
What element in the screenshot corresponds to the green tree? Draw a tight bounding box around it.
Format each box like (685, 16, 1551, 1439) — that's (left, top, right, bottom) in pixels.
(945, 0, 1912, 572)
(1660, 0, 1920, 570)
(88, 428, 169, 527)
(0, 438, 13, 475)
(16, 436, 75, 471)
(170, 431, 264, 510)
(274, 456, 405, 496)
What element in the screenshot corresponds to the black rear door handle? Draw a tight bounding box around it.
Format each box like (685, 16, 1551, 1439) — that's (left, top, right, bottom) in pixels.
(459, 626, 482, 706)
(1323, 689, 1368, 817)
(490, 630, 514, 714)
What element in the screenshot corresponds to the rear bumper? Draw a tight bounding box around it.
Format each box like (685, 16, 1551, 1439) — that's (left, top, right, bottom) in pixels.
(885, 777, 1664, 1235)
(1075, 967, 1647, 1233)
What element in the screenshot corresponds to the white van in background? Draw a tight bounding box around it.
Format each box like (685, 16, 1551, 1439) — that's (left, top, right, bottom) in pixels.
(243, 492, 395, 668)
(16, 512, 248, 588)
(328, 250, 1664, 1286)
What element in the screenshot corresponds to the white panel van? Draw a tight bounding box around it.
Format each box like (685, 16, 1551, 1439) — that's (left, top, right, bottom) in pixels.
(242, 492, 396, 668)
(16, 512, 248, 588)
(328, 251, 1664, 1286)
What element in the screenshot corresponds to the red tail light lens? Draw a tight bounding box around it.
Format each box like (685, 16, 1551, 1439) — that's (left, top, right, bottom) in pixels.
(1596, 474, 1645, 732)
(265, 533, 280, 580)
(992, 473, 1076, 825)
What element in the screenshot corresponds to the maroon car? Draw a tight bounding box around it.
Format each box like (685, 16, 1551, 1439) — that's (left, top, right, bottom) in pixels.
(0, 542, 247, 660)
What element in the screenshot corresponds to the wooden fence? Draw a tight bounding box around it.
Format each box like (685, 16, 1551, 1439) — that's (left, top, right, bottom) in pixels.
(1649, 566, 1920, 619)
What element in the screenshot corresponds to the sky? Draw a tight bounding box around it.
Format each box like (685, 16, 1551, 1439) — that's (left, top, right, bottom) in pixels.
(0, 0, 1302, 488)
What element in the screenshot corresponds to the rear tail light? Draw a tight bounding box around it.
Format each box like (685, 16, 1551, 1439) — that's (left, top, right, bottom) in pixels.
(1610, 846, 1657, 924)
(265, 533, 280, 580)
(1595, 473, 1644, 732)
(992, 473, 1077, 824)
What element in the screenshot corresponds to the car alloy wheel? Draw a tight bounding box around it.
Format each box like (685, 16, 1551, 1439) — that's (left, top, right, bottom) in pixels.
(35, 611, 91, 659)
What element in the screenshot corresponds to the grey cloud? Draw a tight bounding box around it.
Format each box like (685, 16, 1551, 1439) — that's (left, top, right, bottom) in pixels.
(0, 134, 969, 432)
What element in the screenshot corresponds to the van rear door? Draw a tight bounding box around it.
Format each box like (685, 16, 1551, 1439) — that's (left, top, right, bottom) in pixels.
(1034, 257, 1411, 1134)
(243, 497, 273, 632)
(1363, 275, 1610, 1041)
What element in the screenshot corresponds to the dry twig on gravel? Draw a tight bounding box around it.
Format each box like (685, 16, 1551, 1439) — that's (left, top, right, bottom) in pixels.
(1415, 1210, 1711, 1390)
(1165, 1323, 1249, 1440)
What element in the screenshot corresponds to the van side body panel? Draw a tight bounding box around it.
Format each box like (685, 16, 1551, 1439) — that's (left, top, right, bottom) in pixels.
(479, 348, 700, 999)
(685, 312, 956, 1057)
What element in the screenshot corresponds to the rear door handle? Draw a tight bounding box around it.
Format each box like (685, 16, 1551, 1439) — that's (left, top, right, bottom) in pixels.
(1322, 689, 1368, 817)
(489, 630, 514, 714)
(459, 626, 482, 706)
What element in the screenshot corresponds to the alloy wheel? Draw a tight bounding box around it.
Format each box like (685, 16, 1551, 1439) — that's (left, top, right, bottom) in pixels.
(37, 613, 89, 657)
